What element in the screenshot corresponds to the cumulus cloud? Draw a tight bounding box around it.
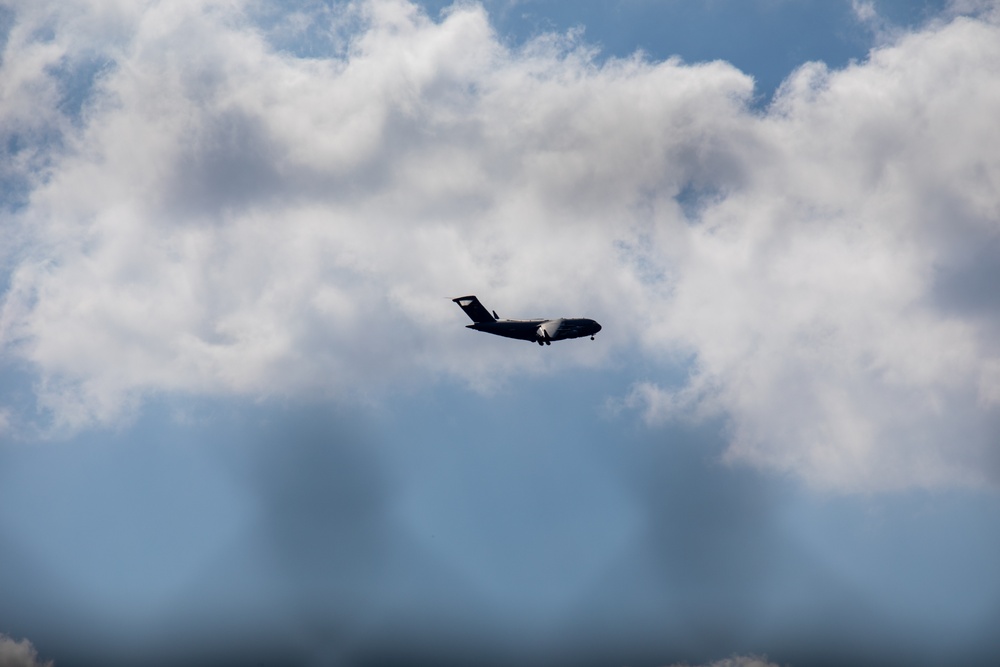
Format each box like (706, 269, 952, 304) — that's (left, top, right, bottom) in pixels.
(1, 0, 999, 491)
(0, 0, 753, 426)
(0, 635, 53, 667)
(630, 9, 1000, 491)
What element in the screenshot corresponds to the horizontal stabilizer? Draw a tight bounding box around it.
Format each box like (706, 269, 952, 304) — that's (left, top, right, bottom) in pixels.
(452, 295, 496, 323)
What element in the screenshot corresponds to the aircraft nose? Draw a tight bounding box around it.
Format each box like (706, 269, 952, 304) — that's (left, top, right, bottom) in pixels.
(593, 321, 602, 333)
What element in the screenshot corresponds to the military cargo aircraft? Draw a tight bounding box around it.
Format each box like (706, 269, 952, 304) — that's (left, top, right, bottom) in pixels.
(452, 295, 601, 346)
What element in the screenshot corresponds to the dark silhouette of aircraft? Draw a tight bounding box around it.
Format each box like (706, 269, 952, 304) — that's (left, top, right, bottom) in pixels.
(452, 295, 601, 346)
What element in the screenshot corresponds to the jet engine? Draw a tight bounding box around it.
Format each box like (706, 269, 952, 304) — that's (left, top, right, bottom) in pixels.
(536, 319, 563, 346)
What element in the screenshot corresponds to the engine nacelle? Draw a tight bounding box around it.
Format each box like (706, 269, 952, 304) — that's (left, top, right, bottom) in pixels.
(536, 319, 563, 345)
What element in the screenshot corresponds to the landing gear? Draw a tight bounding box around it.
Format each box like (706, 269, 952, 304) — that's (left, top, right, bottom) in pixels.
(591, 336, 595, 340)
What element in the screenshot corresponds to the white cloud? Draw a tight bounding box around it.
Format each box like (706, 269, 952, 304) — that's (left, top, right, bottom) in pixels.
(0, 0, 753, 427)
(947, 0, 1000, 21)
(849, 0, 900, 45)
(0, 634, 53, 667)
(851, 1, 878, 24)
(1, 0, 999, 491)
(633, 11, 1000, 491)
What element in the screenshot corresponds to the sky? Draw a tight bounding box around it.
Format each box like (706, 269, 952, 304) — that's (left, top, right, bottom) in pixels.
(1, 0, 1000, 665)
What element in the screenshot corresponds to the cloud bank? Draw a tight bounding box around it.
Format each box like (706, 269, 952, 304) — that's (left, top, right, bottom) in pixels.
(1, 0, 999, 491)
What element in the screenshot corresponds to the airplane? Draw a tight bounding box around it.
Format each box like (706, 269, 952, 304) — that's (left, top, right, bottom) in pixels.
(452, 295, 602, 346)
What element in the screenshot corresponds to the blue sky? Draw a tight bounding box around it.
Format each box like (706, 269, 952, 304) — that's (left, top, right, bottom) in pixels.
(2, 1, 1000, 666)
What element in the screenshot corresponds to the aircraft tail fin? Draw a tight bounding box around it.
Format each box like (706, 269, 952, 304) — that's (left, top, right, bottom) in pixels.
(452, 295, 497, 323)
